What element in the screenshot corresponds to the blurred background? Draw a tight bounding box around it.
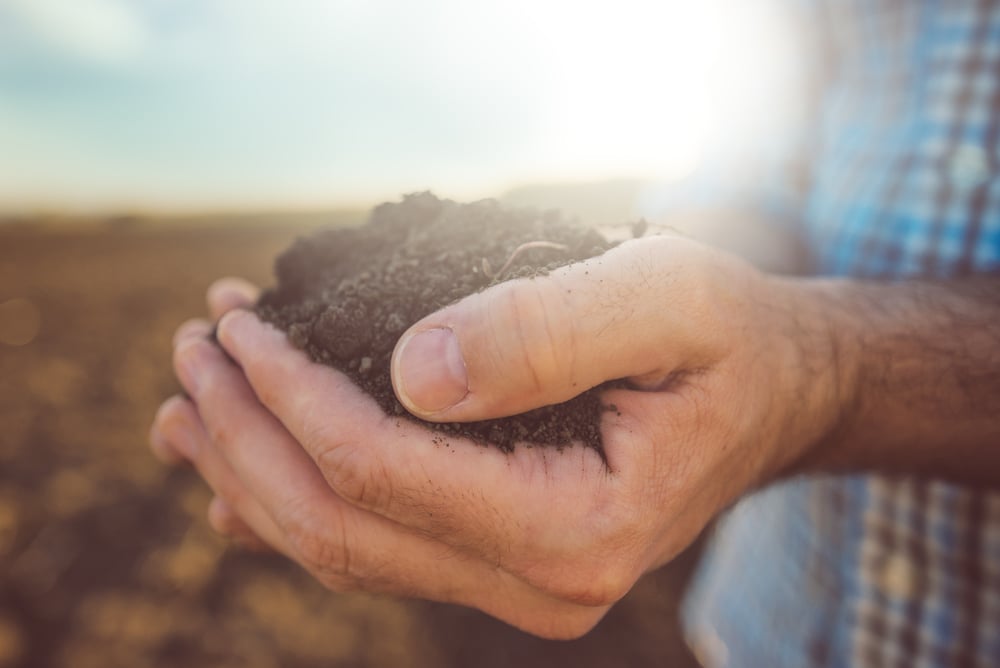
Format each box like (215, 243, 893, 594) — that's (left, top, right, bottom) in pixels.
(0, 1, 802, 665)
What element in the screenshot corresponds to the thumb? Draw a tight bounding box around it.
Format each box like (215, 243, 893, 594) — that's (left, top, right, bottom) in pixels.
(390, 236, 722, 422)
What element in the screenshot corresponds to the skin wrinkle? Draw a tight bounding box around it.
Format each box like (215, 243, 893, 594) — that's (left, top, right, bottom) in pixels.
(749, 318, 802, 474)
(592, 268, 634, 336)
(547, 272, 589, 394)
(815, 291, 858, 472)
(499, 464, 617, 585)
(630, 242, 661, 296)
(746, 276, 835, 476)
(355, 470, 490, 576)
(352, 449, 509, 565)
(480, 489, 506, 570)
(314, 431, 366, 504)
(572, 252, 638, 336)
(330, 506, 356, 589)
(676, 382, 755, 502)
(507, 283, 545, 398)
(514, 280, 571, 405)
(481, 285, 509, 405)
(307, 528, 376, 596)
(369, 453, 397, 520)
(599, 395, 644, 478)
(338, 512, 427, 598)
(391, 480, 516, 572)
(294, 395, 347, 465)
(305, 372, 405, 506)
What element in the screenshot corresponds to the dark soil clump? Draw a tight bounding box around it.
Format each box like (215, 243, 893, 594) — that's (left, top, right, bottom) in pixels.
(255, 192, 616, 454)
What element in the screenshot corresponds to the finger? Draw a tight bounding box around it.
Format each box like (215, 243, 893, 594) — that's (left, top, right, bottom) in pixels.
(151, 392, 293, 555)
(207, 496, 273, 551)
(180, 328, 619, 629)
(389, 235, 727, 422)
(207, 277, 260, 321)
(154, 320, 213, 464)
(172, 318, 212, 348)
(215, 310, 645, 604)
(150, 395, 197, 465)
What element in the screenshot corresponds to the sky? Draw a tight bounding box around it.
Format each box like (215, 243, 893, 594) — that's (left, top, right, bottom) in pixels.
(0, 0, 796, 214)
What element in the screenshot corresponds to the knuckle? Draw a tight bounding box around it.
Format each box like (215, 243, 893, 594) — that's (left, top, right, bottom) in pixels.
(247, 370, 279, 408)
(291, 528, 343, 575)
(534, 608, 608, 641)
(202, 467, 249, 513)
(527, 502, 645, 606)
(491, 281, 571, 395)
(585, 561, 635, 605)
(217, 480, 248, 512)
(294, 399, 338, 453)
(316, 441, 394, 512)
(279, 501, 370, 593)
(548, 559, 636, 607)
(283, 505, 346, 574)
(205, 417, 236, 451)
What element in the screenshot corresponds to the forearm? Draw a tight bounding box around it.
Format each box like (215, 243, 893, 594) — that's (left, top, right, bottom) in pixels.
(793, 276, 1000, 486)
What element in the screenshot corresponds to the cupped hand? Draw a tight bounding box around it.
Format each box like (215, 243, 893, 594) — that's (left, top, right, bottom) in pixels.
(150, 235, 842, 638)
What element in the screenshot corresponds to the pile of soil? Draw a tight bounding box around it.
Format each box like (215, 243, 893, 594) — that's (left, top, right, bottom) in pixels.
(255, 192, 618, 454)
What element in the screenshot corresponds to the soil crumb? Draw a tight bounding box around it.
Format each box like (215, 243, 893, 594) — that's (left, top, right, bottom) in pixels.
(255, 192, 615, 454)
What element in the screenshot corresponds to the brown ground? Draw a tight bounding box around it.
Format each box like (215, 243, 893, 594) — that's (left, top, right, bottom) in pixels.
(0, 218, 700, 668)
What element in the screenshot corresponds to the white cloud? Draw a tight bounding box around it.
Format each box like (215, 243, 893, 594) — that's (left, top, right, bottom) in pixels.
(2, 0, 149, 64)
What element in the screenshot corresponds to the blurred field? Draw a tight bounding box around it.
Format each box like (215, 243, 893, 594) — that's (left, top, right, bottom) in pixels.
(0, 218, 700, 668)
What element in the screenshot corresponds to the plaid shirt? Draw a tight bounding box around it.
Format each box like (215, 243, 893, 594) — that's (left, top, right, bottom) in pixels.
(681, 1, 1000, 666)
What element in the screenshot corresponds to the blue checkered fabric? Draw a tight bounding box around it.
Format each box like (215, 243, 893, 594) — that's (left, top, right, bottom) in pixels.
(681, 1, 1000, 666)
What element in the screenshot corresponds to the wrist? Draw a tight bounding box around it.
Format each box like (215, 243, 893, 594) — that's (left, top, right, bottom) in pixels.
(765, 277, 863, 477)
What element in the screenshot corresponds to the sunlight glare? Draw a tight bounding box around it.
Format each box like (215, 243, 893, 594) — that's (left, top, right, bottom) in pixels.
(507, 0, 793, 184)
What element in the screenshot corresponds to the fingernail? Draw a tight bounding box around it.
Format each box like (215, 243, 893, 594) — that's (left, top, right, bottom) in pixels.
(394, 327, 468, 414)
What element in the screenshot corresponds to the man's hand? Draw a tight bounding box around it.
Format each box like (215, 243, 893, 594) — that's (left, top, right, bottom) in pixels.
(151, 236, 847, 637)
